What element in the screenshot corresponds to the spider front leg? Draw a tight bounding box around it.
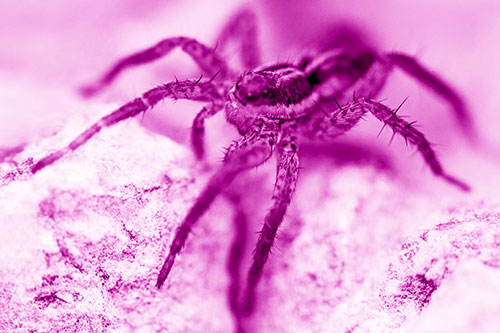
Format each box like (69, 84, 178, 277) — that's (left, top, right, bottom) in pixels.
(31, 79, 221, 173)
(191, 102, 224, 159)
(241, 130, 300, 316)
(156, 119, 278, 288)
(356, 98, 470, 191)
(80, 37, 232, 97)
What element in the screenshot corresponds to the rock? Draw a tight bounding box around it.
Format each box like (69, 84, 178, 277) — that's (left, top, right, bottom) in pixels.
(1, 102, 500, 333)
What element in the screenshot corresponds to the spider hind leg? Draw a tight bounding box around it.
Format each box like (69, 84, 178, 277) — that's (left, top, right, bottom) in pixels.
(216, 7, 261, 69)
(80, 37, 231, 97)
(387, 52, 476, 139)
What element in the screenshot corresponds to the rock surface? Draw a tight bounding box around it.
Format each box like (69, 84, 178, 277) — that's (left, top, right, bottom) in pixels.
(1, 103, 500, 332)
(1, 1, 500, 331)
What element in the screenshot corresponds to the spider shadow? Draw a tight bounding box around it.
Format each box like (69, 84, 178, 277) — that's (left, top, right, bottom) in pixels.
(222, 138, 394, 332)
(298, 139, 394, 171)
(274, 139, 396, 265)
(267, 139, 396, 256)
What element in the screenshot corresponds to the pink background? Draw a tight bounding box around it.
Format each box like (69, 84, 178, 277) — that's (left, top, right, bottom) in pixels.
(1, 0, 499, 148)
(1, 1, 500, 332)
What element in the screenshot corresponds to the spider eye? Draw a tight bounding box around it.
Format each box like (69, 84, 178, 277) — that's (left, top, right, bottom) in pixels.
(246, 93, 259, 101)
(234, 72, 276, 105)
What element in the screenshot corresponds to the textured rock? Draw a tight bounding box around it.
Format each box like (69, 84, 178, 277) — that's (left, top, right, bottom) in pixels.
(1, 1, 500, 331)
(2, 107, 500, 332)
(0, 106, 234, 332)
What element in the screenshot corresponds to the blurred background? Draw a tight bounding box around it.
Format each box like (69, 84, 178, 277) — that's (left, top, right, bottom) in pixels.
(0, 0, 499, 183)
(1, 1, 500, 331)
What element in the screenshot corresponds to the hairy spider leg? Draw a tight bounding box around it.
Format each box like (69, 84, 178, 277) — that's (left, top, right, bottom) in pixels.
(80, 37, 233, 97)
(295, 59, 391, 139)
(298, 99, 367, 140)
(223, 191, 248, 332)
(216, 7, 261, 69)
(31, 79, 221, 174)
(241, 130, 300, 316)
(346, 57, 393, 100)
(191, 102, 225, 159)
(356, 98, 470, 191)
(302, 50, 392, 107)
(308, 50, 473, 143)
(387, 52, 475, 139)
(156, 119, 278, 288)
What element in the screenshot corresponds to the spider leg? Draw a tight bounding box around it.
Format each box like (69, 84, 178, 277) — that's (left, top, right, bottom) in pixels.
(31, 79, 221, 174)
(80, 37, 233, 97)
(223, 191, 248, 332)
(386, 52, 475, 139)
(191, 102, 224, 159)
(156, 119, 278, 289)
(357, 98, 470, 191)
(241, 130, 300, 315)
(347, 57, 393, 100)
(309, 53, 393, 107)
(298, 99, 366, 140)
(216, 7, 261, 69)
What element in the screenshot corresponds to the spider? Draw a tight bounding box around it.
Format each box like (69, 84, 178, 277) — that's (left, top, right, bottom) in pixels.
(28, 7, 472, 325)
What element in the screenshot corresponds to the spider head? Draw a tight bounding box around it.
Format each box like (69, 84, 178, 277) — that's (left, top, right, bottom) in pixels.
(227, 68, 313, 133)
(234, 71, 276, 106)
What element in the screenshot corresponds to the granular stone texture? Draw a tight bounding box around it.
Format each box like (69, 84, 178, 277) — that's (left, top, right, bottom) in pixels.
(1, 105, 500, 333)
(0, 107, 234, 332)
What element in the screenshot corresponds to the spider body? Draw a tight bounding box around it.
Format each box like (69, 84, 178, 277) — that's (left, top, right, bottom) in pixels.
(228, 68, 313, 133)
(234, 68, 312, 108)
(25, 8, 473, 329)
(228, 54, 372, 135)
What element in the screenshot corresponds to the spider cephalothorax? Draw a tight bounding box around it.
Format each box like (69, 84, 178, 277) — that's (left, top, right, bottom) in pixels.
(228, 67, 314, 134)
(25, 7, 472, 330)
(234, 69, 312, 107)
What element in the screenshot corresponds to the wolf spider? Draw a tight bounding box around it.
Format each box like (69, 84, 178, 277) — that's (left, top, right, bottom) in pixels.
(29, 7, 471, 324)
